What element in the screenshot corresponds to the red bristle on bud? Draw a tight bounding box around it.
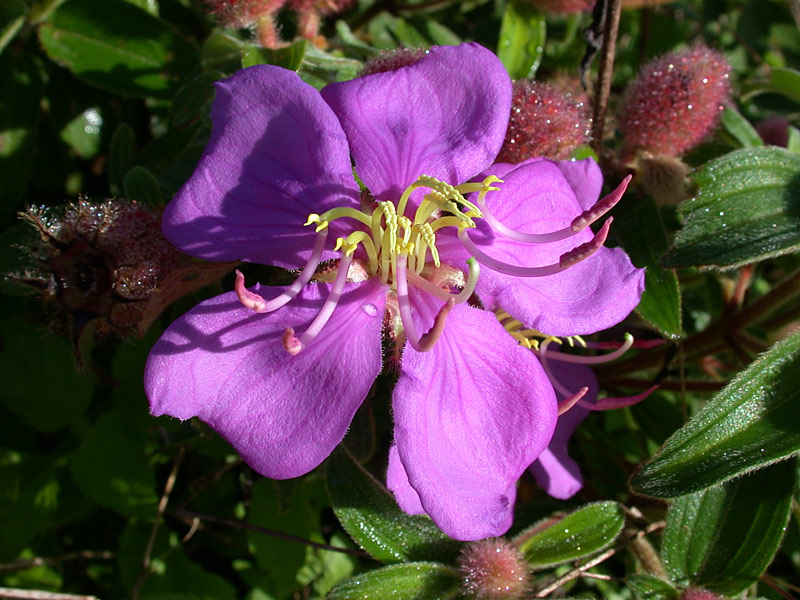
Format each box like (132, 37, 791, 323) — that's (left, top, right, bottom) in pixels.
(530, 0, 595, 13)
(360, 48, 428, 77)
(497, 80, 592, 163)
(619, 45, 731, 158)
(679, 587, 724, 600)
(457, 539, 529, 600)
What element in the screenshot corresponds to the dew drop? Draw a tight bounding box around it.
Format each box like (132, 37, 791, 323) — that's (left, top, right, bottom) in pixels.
(362, 303, 379, 316)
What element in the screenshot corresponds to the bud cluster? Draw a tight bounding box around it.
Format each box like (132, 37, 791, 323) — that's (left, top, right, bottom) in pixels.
(360, 47, 429, 77)
(457, 539, 529, 600)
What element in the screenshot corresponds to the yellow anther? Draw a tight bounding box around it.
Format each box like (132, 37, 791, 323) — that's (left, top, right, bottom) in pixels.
(318, 207, 372, 227)
(398, 215, 413, 247)
(305, 214, 329, 232)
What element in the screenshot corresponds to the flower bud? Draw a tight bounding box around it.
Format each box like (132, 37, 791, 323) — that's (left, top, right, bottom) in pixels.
(497, 80, 592, 163)
(16, 199, 232, 351)
(529, 0, 595, 13)
(360, 48, 429, 77)
(756, 116, 790, 147)
(457, 539, 529, 600)
(619, 45, 731, 158)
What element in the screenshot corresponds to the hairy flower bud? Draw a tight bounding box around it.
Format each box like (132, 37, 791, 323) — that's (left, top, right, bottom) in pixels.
(497, 80, 592, 163)
(458, 539, 529, 600)
(360, 47, 429, 77)
(619, 45, 731, 158)
(529, 0, 595, 13)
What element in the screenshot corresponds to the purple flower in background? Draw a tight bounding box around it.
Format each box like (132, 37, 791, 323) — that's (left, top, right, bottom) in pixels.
(144, 43, 643, 540)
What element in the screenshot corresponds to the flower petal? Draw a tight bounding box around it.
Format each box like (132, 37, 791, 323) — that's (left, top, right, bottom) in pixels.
(386, 444, 425, 515)
(163, 65, 359, 269)
(528, 358, 597, 500)
(441, 159, 644, 336)
(321, 43, 511, 202)
(144, 279, 386, 478)
(392, 291, 557, 540)
(553, 157, 603, 211)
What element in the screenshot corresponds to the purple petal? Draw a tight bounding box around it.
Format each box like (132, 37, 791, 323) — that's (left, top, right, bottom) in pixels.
(529, 357, 597, 500)
(552, 157, 603, 211)
(321, 43, 511, 202)
(441, 159, 644, 336)
(144, 279, 386, 478)
(392, 291, 557, 540)
(386, 444, 425, 515)
(163, 65, 359, 269)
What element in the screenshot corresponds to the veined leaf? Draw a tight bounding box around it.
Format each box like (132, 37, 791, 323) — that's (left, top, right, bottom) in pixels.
(328, 562, 461, 600)
(326, 447, 461, 564)
(662, 458, 796, 595)
(662, 146, 800, 269)
(631, 330, 800, 497)
(497, 0, 545, 79)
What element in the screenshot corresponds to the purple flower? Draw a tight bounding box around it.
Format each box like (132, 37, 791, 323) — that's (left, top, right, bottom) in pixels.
(144, 43, 643, 540)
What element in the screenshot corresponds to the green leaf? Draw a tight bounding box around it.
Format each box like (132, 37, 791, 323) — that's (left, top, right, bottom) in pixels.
(662, 458, 796, 595)
(626, 574, 680, 600)
(109, 122, 135, 195)
(38, 0, 199, 99)
(328, 562, 460, 600)
(201, 30, 245, 73)
(326, 447, 461, 564)
(612, 194, 682, 338)
(743, 67, 800, 103)
(719, 107, 763, 149)
(662, 147, 800, 269)
(171, 71, 222, 128)
(514, 501, 625, 569)
(0, 52, 44, 222)
(70, 410, 158, 517)
(0, 0, 26, 55)
(0, 319, 93, 432)
(631, 330, 800, 498)
(28, 0, 67, 23)
(124, 165, 164, 208)
(497, 0, 545, 79)
(787, 126, 800, 154)
(0, 451, 59, 561)
(60, 106, 103, 158)
(241, 39, 308, 70)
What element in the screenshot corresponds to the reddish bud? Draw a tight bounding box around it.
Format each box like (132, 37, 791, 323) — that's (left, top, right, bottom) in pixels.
(620, 45, 731, 158)
(529, 0, 595, 13)
(360, 47, 428, 77)
(205, 0, 281, 28)
(457, 539, 529, 600)
(497, 80, 592, 163)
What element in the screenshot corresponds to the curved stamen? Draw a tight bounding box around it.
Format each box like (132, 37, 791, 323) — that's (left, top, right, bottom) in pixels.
(558, 387, 590, 416)
(281, 254, 353, 355)
(538, 339, 573, 397)
(235, 228, 328, 313)
(542, 332, 634, 365)
(457, 218, 612, 277)
(405, 257, 480, 304)
(586, 386, 658, 411)
(476, 175, 630, 244)
(396, 253, 455, 352)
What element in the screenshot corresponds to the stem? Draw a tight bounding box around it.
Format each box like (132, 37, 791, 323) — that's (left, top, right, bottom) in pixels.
(596, 267, 800, 378)
(591, 0, 622, 156)
(0, 551, 114, 573)
(0, 590, 100, 600)
(171, 509, 370, 558)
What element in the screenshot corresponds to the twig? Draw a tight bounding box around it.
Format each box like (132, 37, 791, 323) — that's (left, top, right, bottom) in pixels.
(171, 508, 369, 558)
(131, 449, 184, 600)
(760, 574, 798, 600)
(595, 267, 800, 378)
(590, 0, 622, 156)
(532, 520, 665, 597)
(0, 589, 99, 600)
(0, 552, 114, 574)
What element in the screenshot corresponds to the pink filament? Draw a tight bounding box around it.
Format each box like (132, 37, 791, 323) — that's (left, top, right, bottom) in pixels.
(458, 218, 611, 277)
(476, 175, 630, 243)
(281, 254, 353, 355)
(543, 332, 633, 364)
(405, 258, 479, 304)
(236, 229, 328, 313)
(396, 253, 455, 352)
(588, 386, 658, 411)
